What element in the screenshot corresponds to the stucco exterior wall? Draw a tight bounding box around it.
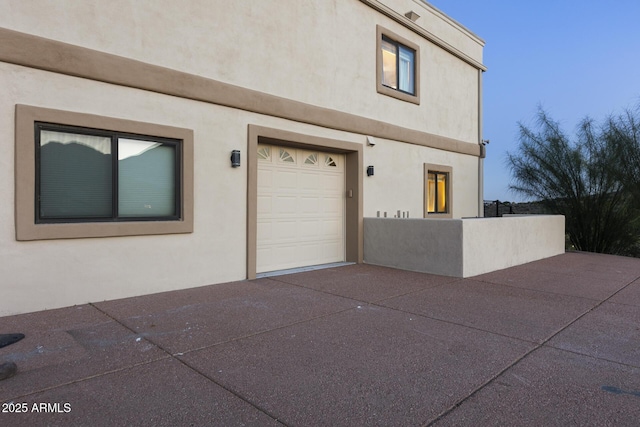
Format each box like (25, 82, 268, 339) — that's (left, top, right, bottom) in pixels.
(0, 0, 486, 315)
(375, 0, 484, 62)
(0, 61, 479, 315)
(0, 64, 245, 315)
(364, 216, 565, 277)
(0, 0, 482, 144)
(362, 138, 479, 218)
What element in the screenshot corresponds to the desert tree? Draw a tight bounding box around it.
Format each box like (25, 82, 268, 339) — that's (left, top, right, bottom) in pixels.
(605, 105, 640, 206)
(507, 108, 640, 256)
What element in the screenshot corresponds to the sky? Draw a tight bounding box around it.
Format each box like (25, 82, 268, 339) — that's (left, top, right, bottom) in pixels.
(427, 0, 640, 202)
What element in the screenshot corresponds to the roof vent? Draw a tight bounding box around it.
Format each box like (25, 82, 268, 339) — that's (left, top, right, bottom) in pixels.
(404, 11, 420, 22)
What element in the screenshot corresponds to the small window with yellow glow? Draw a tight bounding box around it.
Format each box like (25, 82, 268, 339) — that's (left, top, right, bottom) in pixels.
(427, 171, 448, 214)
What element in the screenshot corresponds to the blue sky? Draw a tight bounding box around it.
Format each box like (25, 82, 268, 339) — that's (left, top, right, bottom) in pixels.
(427, 0, 640, 202)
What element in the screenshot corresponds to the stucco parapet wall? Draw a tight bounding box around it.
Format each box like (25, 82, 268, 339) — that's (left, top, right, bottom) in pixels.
(0, 27, 481, 158)
(364, 215, 565, 277)
(361, 0, 485, 69)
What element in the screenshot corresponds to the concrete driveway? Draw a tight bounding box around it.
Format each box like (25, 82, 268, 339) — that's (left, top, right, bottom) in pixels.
(1, 252, 639, 426)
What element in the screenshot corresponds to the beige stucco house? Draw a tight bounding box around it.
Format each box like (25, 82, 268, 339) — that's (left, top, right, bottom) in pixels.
(0, 0, 563, 316)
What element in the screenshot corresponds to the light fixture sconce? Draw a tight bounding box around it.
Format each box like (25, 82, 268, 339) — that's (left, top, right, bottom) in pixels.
(367, 165, 374, 177)
(230, 150, 241, 168)
(366, 136, 376, 147)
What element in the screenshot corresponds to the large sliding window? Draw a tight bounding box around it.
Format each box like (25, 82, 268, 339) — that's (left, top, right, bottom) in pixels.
(36, 123, 181, 223)
(16, 105, 193, 241)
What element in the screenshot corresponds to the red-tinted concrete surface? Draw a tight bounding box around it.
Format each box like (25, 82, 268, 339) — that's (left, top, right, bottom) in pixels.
(1, 252, 638, 426)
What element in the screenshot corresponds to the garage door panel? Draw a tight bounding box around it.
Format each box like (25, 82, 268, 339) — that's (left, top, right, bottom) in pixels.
(297, 244, 320, 263)
(299, 171, 322, 191)
(257, 219, 273, 241)
(272, 220, 298, 240)
(322, 243, 343, 263)
(322, 175, 343, 191)
(273, 244, 297, 259)
(258, 169, 273, 189)
(274, 170, 297, 189)
(257, 195, 272, 215)
(299, 219, 321, 238)
(321, 239, 342, 255)
(257, 143, 344, 274)
(322, 196, 342, 214)
(322, 219, 342, 237)
(274, 196, 298, 214)
(300, 196, 320, 214)
(256, 247, 273, 272)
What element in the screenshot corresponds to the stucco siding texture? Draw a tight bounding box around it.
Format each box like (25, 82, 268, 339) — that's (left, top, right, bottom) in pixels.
(364, 218, 464, 277)
(462, 215, 566, 277)
(363, 216, 565, 278)
(0, 0, 482, 144)
(363, 137, 479, 219)
(0, 0, 486, 315)
(0, 61, 478, 315)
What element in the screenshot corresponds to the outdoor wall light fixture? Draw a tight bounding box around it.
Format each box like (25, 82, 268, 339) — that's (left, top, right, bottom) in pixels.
(367, 165, 375, 176)
(230, 150, 241, 168)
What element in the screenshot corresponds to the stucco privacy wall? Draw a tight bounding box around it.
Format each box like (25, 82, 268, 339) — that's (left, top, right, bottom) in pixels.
(364, 218, 464, 276)
(0, 0, 483, 144)
(364, 216, 565, 277)
(462, 215, 565, 276)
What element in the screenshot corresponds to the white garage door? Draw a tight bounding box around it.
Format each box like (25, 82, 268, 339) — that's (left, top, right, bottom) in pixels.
(257, 144, 345, 273)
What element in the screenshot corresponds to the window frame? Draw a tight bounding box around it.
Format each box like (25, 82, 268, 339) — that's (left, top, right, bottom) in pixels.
(424, 163, 453, 218)
(35, 122, 183, 224)
(15, 104, 194, 240)
(376, 25, 420, 105)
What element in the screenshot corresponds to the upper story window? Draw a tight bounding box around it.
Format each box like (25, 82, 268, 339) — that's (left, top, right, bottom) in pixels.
(381, 35, 415, 94)
(377, 26, 420, 104)
(36, 123, 181, 223)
